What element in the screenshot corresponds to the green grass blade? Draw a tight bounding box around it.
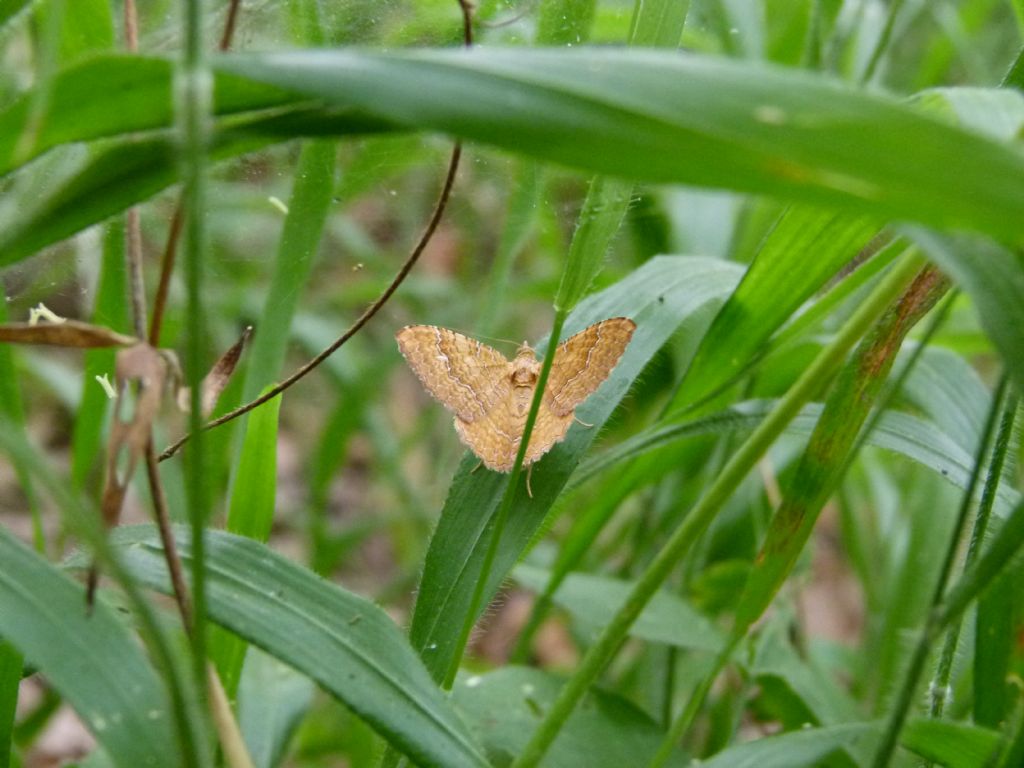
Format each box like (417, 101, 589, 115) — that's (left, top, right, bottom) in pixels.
(511, 252, 924, 768)
(670, 208, 879, 410)
(940, 495, 1024, 631)
(452, 667, 688, 768)
(973, 394, 1021, 727)
(224, 394, 282, 542)
(513, 564, 724, 652)
(0, 527, 177, 768)
(0, 121, 379, 268)
(0, 640, 21, 768)
(103, 525, 490, 768)
(240, 139, 337, 400)
(0, 56, 295, 178)
(71, 219, 131, 493)
(553, 176, 632, 312)
(237, 649, 314, 768)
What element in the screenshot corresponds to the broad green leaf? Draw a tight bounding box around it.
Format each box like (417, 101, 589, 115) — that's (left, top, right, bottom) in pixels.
(451, 667, 688, 768)
(670, 207, 879, 410)
(0, 56, 295, 178)
(575, 402, 1020, 514)
(513, 564, 725, 652)
(407, 256, 743, 682)
(0, 526, 177, 768)
(0, 129, 295, 268)
(749, 621, 862, 728)
(914, 87, 1024, 141)
(210, 391, 282, 698)
(900, 345, 990, 447)
(104, 525, 489, 768)
(901, 718, 1004, 768)
(237, 649, 314, 768)
(697, 723, 876, 768)
(218, 49, 1024, 239)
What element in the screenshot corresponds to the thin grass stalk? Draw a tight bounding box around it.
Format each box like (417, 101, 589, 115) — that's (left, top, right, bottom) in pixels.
(180, 0, 211, 693)
(860, 0, 907, 83)
(510, 0, 685, 664)
(844, 288, 956, 461)
(870, 372, 1011, 767)
(939, 497, 1024, 630)
(649, 264, 948, 764)
(206, 664, 255, 768)
(123, 0, 196, 636)
(648, 635, 741, 768)
(929, 377, 1015, 719)
(511, 251, 925, 768)
(999, 44, 1024, 88)
(149, 0, 242, 349)
(443, 309, 568, 689)
(997, 692, 1024, 767)
(0, 296, 44, 556)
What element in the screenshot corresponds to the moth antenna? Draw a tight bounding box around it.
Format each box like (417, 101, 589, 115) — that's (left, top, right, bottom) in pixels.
(435, 326, 518, 350)
(574, 415, 594, 428)
(474, 332, 518, 349)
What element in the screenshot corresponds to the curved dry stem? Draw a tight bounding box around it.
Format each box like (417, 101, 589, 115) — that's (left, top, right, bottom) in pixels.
(159, 142, 464, 462)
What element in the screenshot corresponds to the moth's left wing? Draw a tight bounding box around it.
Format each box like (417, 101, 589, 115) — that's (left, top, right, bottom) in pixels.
(396, 325, 509, 422)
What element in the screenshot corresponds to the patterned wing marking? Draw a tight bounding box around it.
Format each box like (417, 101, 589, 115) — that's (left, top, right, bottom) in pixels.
(523, 403, 574, 466)
(396, 325, 510, 422)
(545, 317, 636, 416)
(454, 399, 573, 471)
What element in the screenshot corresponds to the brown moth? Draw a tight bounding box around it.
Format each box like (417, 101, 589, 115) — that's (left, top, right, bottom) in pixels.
(396, 317, 635, 476)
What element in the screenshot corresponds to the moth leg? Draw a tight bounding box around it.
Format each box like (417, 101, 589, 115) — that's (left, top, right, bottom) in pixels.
(525, 464, 534, 498)
(574, 415, 594, 428)
(470, 460, 483, 474)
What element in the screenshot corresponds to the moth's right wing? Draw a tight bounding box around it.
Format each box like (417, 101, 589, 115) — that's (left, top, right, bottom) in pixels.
(546, 317, 636, 416)
(396, 325, 510, 422)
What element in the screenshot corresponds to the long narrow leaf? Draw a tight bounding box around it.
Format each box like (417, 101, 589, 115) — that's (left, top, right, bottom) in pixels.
(5, 50, 1024, 264)
(102, 525, 489, 768)
(0, 527, 177, 768)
